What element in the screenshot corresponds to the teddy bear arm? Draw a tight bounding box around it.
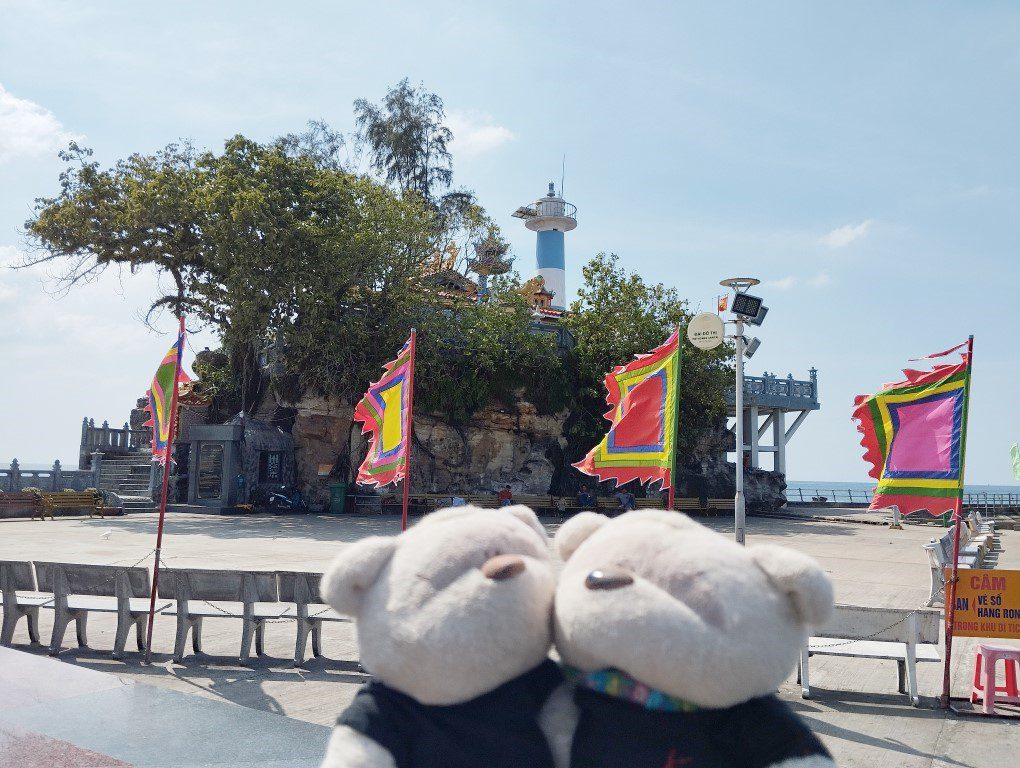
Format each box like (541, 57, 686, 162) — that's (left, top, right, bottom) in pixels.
(321, 725, 397, 768)
(537, 682, 579, 768)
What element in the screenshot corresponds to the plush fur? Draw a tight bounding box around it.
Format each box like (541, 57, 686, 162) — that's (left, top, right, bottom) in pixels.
(554, 510, 832, 709)
(321, 505, 568, 768)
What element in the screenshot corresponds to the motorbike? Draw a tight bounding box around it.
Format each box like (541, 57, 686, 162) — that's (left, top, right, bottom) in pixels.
(250, 484, 308, 513)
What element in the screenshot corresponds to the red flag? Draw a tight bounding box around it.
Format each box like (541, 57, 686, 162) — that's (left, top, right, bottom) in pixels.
(717, 295, 728, 313)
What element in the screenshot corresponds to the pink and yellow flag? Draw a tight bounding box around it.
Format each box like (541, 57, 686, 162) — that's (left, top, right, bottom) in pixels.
(354, 336, 414, 487)
(143, 328, 190, 464)
(574, 331, 682, 489)
(852, 341, 971, 515)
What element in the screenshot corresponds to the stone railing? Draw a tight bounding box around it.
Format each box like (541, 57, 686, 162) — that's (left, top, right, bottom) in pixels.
(80, 418, 150, 467)
(726, 369, 819, 410)
(81, 418, 150, 452)
(0, 458, 97, 492)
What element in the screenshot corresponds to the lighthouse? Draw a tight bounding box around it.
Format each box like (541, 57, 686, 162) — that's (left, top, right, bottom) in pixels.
(512, 182, 577, 311)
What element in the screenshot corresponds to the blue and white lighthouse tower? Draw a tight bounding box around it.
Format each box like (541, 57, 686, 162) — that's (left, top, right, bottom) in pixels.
(512, 182, 577, 311)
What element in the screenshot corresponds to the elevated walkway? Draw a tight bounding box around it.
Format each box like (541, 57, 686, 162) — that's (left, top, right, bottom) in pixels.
(726, 369, 819, 474)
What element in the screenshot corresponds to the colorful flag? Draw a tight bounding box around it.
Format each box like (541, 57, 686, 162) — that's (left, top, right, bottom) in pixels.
(717, 295, 728, 313)
(143, 328, 190, 464)
(574, 331, 681, 489)
(1011, 443, 1020, 481)
(852, 342, 971, 515)
(354, 336, 414, 487)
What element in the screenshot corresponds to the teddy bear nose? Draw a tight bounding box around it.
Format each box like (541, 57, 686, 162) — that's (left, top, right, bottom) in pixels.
(482, 554, 527, 581)
(585, 568, 634, 591)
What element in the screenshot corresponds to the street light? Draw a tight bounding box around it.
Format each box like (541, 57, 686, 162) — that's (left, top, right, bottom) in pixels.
(720, 277, 765, 546)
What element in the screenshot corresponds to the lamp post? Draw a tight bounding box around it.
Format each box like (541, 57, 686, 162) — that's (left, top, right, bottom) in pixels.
(720, 278, 763, 546)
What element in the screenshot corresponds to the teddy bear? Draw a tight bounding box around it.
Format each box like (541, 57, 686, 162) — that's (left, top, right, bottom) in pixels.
(319, 504, 574, 768)
(553, 510, 836, 768)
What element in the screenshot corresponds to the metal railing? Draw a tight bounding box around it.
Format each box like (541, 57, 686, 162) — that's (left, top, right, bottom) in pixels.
(534, 199, 577, 220)
(787, 487, 1020, 516)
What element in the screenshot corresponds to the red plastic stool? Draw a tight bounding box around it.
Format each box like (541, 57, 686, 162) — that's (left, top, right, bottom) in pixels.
(971, 643, 1020, 714)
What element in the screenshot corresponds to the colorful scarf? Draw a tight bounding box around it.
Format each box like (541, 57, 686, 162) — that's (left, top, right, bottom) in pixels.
(564, 666, 699, 713)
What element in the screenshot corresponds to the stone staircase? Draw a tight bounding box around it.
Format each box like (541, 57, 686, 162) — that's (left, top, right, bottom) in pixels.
(97, 456, 156, 513)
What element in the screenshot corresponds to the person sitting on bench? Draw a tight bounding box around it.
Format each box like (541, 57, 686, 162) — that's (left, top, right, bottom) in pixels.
(577, 485, 595, 511)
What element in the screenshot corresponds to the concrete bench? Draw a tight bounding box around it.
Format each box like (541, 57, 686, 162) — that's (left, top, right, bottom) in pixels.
(799, 604, 941, 706)
(0, 492, 44, 520)
(277, 571, 348, 665)
(39, 491, 106, 519)
(158, 568, 284, 664)
(1, 560, 47, 645)
(34, 561, 168, 658)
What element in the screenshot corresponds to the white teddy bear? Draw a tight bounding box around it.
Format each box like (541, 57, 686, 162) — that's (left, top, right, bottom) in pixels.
(553, 510, 836, 768)
(319, 505, 572, 768)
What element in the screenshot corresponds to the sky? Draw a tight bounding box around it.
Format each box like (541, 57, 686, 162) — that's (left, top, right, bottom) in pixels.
(1, 1, 1019, 483)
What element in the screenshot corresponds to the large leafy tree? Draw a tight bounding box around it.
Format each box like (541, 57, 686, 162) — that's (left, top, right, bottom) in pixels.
(565, 253, 732, 462)
(24, 133, 436, 409)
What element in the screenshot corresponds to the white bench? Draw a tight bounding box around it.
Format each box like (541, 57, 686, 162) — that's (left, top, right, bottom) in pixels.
(277, 571, 348, 666)
(1, 560, 47, 646)
(158, 568, 285, 664)
(34, 561, 170, 658)
(799, 604, 941, 706)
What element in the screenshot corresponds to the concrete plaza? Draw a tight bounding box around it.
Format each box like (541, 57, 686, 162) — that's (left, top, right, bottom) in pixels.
(1, 510, 1018, 767)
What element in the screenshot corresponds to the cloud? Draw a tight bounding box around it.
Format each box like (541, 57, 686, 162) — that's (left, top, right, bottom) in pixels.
(0, 83, 82, 163)
(763, 275, 798, 291)
(808, 272, 831, 287)
(762, 272, 831, 291)
(446, 110, 514, 158)
(820, 219, 873, 248)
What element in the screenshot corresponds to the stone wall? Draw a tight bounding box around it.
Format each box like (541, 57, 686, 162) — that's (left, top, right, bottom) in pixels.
(285, 393, 568, 508)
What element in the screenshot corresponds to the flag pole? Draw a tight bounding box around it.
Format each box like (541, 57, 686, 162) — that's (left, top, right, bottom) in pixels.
(400, 328, 417, 532)
(667, 328, 683, 511)
(144, 314, 185, 664)
(941, 334, 974, 708)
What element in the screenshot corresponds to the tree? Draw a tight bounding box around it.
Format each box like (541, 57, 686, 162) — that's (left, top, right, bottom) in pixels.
(25, 134, 436, 410)
(354, 80, 491, 271)
(354, 78, 453, 203)
(565, 253, 732, 462)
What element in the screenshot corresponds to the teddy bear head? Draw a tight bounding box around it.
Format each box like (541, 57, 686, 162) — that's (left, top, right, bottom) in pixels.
(553, 510, 833, 709)
(321, 505, 556, 704)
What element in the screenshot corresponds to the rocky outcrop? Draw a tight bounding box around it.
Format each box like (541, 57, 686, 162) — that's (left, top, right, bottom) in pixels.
(412, 401, 567, 496)
(284, 392, 568, 507)
(677, 455, 787, 512)
(280, 391, 786, 512)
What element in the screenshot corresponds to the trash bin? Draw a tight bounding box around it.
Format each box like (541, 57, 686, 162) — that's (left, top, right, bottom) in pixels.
(329, 483, 347, 514)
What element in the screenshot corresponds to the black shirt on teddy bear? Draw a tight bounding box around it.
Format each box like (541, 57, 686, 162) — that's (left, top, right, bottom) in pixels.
(339, 658, 562, 768)
(570, 686, 832, 768)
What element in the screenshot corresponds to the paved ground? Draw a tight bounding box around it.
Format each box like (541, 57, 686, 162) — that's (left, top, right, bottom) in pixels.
(1, 510, 1018, 767)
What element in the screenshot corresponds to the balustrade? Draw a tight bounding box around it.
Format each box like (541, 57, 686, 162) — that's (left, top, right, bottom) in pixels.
(80, 417, 150, 454)
(726, 368, 819, 409)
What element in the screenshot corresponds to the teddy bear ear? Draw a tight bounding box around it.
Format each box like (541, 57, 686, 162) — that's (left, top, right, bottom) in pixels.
(554, 512, 610, 561)
(502, 505, 549, 543)
(749, 545, 833, 627)
(320, 536, 397, 617)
